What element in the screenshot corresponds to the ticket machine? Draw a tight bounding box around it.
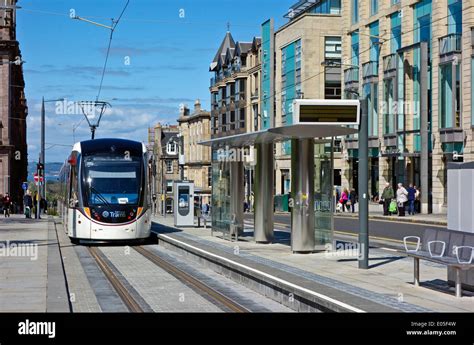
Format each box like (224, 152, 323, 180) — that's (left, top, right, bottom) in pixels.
(173, 181, 194, 227)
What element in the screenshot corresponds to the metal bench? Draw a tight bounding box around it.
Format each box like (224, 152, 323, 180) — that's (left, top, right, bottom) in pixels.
(404, 229, 474, 297)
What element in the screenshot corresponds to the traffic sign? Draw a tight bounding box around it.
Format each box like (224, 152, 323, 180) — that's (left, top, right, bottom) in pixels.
(33, 173, 44, 182)
(21, 182, 28, 190)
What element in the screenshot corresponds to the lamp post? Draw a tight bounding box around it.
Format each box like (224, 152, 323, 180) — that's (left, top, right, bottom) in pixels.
(321, 60, 369, 269)
(40, 97, 64, 201)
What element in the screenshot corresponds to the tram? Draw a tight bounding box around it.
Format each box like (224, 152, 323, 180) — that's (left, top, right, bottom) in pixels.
(59, 138, 152, 243)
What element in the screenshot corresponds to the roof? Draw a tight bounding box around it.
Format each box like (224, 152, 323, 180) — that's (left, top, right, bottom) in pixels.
(199, 124, 357, 148)
(161, 132, 179, 145)
(284, 0, 319, 19)
(210, 32, 235, 71)
(235, 42, 252, 56)
(77, 138, 146, 155)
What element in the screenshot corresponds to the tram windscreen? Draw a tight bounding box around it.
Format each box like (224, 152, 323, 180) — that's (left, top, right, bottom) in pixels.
(83, 157, 142, 206)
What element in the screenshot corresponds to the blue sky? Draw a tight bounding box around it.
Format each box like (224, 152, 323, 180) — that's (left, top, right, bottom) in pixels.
(17, 0, 290, 162)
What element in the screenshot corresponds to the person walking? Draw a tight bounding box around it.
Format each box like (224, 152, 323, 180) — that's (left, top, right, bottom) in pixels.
(340, 188, 349, 212)
(23, 190, 33, 219)
(414, 186, 421, 213)
(407, 184, 416, 215)
(396, 183, 408, 217)
(349, 188, 358, 213)
(33, 191, 41, 219)
(381, 182, 394, 216)
(2, 193, 11, 217)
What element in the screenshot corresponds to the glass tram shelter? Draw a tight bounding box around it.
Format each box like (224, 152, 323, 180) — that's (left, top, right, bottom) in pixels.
(201, 100, 360, 253)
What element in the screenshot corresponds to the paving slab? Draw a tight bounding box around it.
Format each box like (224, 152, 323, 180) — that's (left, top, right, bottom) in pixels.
(152, 215, 474, 313)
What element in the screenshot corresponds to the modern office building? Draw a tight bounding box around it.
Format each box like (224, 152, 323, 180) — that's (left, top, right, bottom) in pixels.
(341, 0, 473, 213)
(177, 100, 212, 205)
(272, 0, 344, 197)
(0, 0, 28, 207)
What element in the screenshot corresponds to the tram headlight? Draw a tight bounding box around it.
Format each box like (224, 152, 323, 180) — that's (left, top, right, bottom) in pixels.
(84, 207, 91, 218)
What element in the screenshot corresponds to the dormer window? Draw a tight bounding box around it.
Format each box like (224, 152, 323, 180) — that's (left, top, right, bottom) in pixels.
(167, 140, 177, 155)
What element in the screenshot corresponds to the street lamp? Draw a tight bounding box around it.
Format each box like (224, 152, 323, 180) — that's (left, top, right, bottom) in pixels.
(40, 97, 64, 202)
(321, 60, 369, 269)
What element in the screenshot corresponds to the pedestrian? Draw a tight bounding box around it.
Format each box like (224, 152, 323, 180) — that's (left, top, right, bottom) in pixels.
(33, 191, 41, 219)
(40, 197, 48, 215)
(414, 186, 421, 213)
(340, 188, 349, 212)
(380, 182, 394, 216)
(349, 188, 358, 213)
(407, 184, 416, 215)
(23, 190, 33, 219)
(2, 193, 11, 217)
(396, 183, 408, 217)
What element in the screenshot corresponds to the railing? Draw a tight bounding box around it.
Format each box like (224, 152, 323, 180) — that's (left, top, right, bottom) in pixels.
(383, 53, 397, 72)
(439, 33, 462, 56)
(362, 61, 379, 78)
(344, 67, 359, 84)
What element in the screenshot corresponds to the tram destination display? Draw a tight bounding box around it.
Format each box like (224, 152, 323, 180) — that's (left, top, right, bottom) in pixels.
(293, 99, 360, 126)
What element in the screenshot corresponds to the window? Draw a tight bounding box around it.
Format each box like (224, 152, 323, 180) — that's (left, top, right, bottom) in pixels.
(448, 0, 462, 34)
(364, 82, 378, 136)
(166, 181, 173, 193)
(325, 37, 342, 99)
(166, 160, 173, 173)
(391, 0, 400, 5)
(370, 0, 378, 16)
(383, 78, 395, 134)
(208, 167, 212, 187)
(167, 141, 177, 155)
(390, 12, 402, 53)
(440, 63, 461, 128)
(325, 37, 342, 60)
(351, 31, 359, 66)
(369, 21, 380, 63)
(308, 0, 341, 15)
(352, 0, 359, 24)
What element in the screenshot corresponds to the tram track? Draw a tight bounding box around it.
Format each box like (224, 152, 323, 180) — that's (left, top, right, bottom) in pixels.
(133, 246, 250, 313)
(88, 246, 144, 313)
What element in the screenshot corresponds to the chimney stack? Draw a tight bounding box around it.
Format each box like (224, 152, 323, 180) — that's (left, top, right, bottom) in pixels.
(194, 99, 201, 113)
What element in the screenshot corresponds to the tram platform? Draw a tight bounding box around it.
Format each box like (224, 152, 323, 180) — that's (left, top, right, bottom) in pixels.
(151, 215, 473, 313)
(0, 215, 69, 312)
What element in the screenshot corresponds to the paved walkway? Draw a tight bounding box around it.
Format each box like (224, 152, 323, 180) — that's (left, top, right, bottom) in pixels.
(274, 206, 447, 226)
(152, 215, 473, 312)
(0, 215, 69, 312)
(334, 208, 447, 226)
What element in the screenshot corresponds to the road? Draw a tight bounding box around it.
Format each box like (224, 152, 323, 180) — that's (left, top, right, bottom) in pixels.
(244, 213, 447, 248)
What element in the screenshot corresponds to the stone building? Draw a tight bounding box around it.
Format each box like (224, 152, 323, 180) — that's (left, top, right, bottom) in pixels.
(149, 123, 180, 214)
(341, 0, 473, 213)
(209, 31, 262, 209)
(177, 100, 212, 204)
(0, 0, 28, 208)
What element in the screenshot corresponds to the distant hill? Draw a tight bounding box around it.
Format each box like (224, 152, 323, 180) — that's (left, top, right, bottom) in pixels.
(27, 162, 63, 182)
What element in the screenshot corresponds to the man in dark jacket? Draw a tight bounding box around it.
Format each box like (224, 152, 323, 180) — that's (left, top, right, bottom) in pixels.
(381, 182, 394, 216)
(23, 190, 33, 218)
(407, 184, 416, 215)
(2, 193, 11, 217)
(349, 188, 357, 213)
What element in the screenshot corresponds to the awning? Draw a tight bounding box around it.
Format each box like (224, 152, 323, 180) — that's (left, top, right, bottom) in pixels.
(199, 124, 357, 148)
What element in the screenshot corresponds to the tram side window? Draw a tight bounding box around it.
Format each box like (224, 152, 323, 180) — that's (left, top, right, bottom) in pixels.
(69, 163, 79, 206)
